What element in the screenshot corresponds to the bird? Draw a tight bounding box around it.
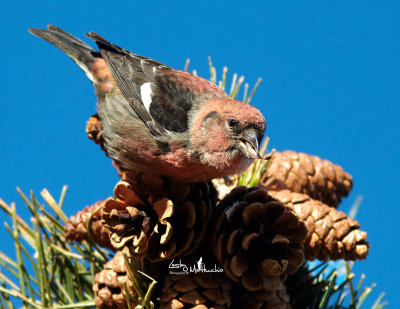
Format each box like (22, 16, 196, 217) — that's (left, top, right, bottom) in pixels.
(28, 25, 266, 182)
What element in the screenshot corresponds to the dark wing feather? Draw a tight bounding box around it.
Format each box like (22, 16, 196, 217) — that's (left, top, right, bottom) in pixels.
(86, 32, 170, 137)
(86, 32, 229, 137)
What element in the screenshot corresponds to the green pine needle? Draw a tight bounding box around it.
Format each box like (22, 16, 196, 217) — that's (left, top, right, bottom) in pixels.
(0, 188, 113, 308)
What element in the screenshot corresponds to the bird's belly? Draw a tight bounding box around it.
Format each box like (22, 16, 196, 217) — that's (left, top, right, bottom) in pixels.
(120, 148, 253, 182)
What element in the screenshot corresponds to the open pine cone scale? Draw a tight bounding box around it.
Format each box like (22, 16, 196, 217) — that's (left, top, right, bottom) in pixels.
(212, 186, 307, 293)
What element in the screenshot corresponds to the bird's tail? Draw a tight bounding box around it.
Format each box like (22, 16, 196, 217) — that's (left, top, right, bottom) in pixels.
(28, 25, 100, 82)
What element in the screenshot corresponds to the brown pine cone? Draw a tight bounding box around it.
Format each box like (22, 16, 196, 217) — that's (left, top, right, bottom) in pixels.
(159, 268, 231, 308)
(268, 190, 369, 261)
(260, 151, 353, 207)
(93, 250, 138, 309)
(102, 178, 217, 262)
(86, 114, 104, 146)
(233, 285, 291, 309)
(64, 201, 114, 250)
(211, 186, 307, 293)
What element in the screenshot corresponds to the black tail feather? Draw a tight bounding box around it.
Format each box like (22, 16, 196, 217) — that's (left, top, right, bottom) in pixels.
(28, 25, 100, 81)
(46, 25, 93, 50)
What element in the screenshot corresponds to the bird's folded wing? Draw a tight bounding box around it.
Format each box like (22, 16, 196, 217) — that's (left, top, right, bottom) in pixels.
(86, 32, 229, 138)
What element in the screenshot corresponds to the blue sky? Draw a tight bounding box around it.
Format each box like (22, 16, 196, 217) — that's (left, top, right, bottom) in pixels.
(1, 1, 399, 307)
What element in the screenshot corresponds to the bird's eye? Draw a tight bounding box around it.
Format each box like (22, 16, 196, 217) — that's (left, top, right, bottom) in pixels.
(228, 118, 238, 127)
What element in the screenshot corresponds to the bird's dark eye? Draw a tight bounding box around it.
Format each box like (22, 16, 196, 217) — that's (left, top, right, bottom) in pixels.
(228, 118, 238, 127)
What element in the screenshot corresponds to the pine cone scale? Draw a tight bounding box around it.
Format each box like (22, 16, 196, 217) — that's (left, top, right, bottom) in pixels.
(260, 151, 353, 207)
(212, 187, 306, 293)
(93, 251, 138, 309)
(160, 268, 232, 309)
(268, 190, 370, 261)
(101, 178, 217, 262)
(65, 201, 114, 251)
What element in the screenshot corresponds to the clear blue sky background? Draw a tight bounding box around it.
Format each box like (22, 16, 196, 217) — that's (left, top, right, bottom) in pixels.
(1, 1, 399, 307)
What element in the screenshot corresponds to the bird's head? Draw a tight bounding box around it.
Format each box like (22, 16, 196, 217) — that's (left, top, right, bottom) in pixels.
(189, 99, 266, 171)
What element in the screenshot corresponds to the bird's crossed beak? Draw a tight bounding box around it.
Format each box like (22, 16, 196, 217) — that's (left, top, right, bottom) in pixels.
(237, 131, 261, 160)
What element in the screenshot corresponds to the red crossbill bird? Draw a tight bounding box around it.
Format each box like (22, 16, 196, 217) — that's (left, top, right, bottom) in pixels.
(28, 25, 266, 182)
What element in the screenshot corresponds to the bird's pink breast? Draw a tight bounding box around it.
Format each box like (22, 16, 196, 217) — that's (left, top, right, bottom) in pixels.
(128, 146, 252, 182)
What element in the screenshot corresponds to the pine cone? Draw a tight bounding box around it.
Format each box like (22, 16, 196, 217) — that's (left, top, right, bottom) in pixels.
(211, 186, 307, 293)
(233, 285, 291, 309)
(86, 114, 104, 146)
(159, 268, 231, 308)
(102, 178, 217, 262)
(93, 250, 138, 309)
(260, 151, 353, 207)
(64, 201, 114, 250)
(268, 190, 369, 261)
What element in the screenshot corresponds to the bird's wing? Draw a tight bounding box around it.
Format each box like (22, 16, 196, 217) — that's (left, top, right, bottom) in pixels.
(86, 32, 228, 137)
